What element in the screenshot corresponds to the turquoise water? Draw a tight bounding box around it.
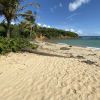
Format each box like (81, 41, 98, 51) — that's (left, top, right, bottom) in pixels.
(55, 36, 100, 48)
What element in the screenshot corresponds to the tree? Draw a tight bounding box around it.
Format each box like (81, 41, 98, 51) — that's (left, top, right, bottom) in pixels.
(0, 0, 20, 38)
(20, 10, 36, 37)
(33, 26, 79, 39)
(0, 0, 40, 38)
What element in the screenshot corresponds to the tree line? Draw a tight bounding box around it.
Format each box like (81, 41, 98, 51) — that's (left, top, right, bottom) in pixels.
(33, 26, 79, 39)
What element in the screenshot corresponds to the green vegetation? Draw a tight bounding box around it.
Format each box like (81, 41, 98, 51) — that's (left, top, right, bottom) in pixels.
(0, 0, 78, 40)
(0, 0, 40, 38)
(0, 0, 78, 55)
(0, 23, 79, 39)
(19, 10, 37, 38)
(0, 0, 39, 54)
(0, 22, 78, 54)
(0, 0, 21, 38)
(0, 37, 38, 54)
(34, 26, 79, 39)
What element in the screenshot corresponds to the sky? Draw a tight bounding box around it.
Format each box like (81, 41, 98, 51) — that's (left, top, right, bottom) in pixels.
(0, 0, 100, 36)
(35, 0, 100, 36)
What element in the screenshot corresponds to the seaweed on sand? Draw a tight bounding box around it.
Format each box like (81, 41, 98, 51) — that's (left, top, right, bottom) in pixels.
(81, 60, 96, 65)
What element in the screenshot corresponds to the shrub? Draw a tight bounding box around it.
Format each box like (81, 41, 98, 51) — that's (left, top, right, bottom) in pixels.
(0, 37, 38, 54)
(19, 28, 31, 38)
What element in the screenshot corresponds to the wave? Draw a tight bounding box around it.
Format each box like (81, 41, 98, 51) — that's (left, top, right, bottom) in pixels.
(86, 46, 100, 51)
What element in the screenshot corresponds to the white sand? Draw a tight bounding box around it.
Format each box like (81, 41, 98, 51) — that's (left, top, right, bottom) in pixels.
(0, 43, 100, 100)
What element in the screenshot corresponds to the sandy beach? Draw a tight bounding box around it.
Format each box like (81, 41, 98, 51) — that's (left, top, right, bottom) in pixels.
(0, 42, 100, 100)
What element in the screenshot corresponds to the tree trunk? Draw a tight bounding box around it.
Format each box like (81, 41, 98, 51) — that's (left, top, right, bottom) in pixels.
(30, 26, 32, 37)
(6, 21, 11, 38)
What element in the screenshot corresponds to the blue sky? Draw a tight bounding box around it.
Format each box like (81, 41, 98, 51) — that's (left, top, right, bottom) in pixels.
(35, 0, 100, 36)
(0, 0, 100, 36)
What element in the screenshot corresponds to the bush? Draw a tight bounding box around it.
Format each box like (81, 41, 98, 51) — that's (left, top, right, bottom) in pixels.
(20, 28, 30, 38)
(0, 37, 38, 54)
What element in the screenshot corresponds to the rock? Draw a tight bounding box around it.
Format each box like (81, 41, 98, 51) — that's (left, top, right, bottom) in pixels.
(88, 54, 96, 56)
(69, 45, 72, 47)
(60, 47, 70, 50)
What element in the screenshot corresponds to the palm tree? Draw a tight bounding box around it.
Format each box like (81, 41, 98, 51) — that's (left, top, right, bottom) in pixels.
(21, 10, 36, 37)
(0, 0, 20, 38)
(0, 0, 40, 38)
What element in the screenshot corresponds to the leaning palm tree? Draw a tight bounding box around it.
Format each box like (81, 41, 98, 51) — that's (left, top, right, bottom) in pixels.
(0, 0, 20, 37)
(20, 10, 37, 37)
(0, 0, 40, 38)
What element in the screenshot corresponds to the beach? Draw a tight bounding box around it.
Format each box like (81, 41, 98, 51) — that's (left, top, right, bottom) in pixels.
(0, 42, 100, 100)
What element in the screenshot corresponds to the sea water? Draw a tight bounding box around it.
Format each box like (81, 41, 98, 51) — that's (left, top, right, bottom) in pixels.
(55, 36, 100, 48)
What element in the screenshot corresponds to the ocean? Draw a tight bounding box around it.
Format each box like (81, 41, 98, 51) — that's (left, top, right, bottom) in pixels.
(55, 36, 100, 48)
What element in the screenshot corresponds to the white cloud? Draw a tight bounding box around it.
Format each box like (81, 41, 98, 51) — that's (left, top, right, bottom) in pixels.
(70, 28, 76, 32)
(59, 3, 63, 7)
(43, 24, 51, 28)
(65, 28, 76, 32)
(65, 29, 69, 31)
(47, 25, 51, 28)
(43, 24, 47, 27)
(69, 0, 90, 11)
(11, 22, 15, 25)
(50, 5, 57, 13)
(66, 13, 78, 20)
(37, 23, 42, 26)
(50, 2, 63, 13)
(37, 23, 51, 28)
(65, 28, 84, 35)
(77, 30, 83, 35)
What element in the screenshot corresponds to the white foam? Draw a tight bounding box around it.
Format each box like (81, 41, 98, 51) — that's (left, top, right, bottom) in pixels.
(86, 47, 100, 51)
(57, 43, 69, 46)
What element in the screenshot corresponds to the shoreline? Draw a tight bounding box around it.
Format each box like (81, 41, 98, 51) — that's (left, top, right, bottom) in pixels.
(39, 38, 100, 49)
(34, 40, 100, 50)
(32, 40, 100, 66)
(51, 37, 100, 49)
(57, 42, 100, 50)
